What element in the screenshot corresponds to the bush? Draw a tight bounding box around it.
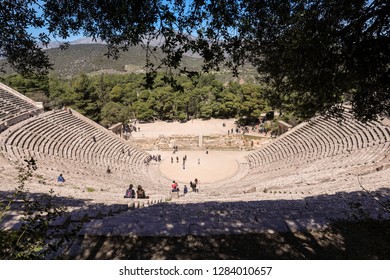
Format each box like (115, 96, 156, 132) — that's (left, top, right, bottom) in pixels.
(0, 158, 69, 259)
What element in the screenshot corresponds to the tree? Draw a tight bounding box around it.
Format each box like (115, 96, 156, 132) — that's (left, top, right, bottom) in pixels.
(220, 90, 239, 118)
(0, 0, 51, 76)
(1, 0, 388, 120)
(109, 84, 126, 102)
(239, 84, 269, 119)
(242, 0, 389, 121)
(69, 74, 100, 120)
(152, 86, 176, 120)
(199, 102, 213, 119)
(100, 101, 130, 127)
(132, 100, 154, 121)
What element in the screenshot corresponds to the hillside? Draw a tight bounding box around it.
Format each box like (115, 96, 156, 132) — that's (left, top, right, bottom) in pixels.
(0, 43, 258, 83)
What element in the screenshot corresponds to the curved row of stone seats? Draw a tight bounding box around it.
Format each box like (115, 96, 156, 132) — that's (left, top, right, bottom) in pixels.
(73, 186, 389, 239)
(1, 161, 169, 209)
(236, 145, 388, 195)
(244, 163, 389, 201)
(195, 112, 390, 203)
(158, 159, 389, 221)
(1, 108, 151, 175)
(0, 147, 162, 199)
(1, 140, 167, 203)
(0, 84, 43, 132)
(245, 111, 389, 175)
(1, 192, 168, 233)
(199, 166, 374, 206)
(48, 197, 167, 230)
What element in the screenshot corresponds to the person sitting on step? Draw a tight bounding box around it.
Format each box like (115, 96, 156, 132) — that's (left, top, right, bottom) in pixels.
(57, 174, 65, 183)
(171, 180, 179, 192)
(124, 184, 135, 198)
(136, 185, 149, 199)
(190, 181, 196, 192)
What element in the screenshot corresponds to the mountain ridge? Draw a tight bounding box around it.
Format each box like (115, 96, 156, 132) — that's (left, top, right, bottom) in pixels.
(1, 39, 257, 83)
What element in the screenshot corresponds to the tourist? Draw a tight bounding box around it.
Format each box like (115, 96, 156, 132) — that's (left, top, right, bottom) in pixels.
(183, 185, 188, 195)
(57, 174, 65, 183)
(136, 185, 149, 199)
(189, 181, 196, 192)
(124, 184, 135, 198)
(193, 178, 199, 193)
(171, 180, 179, 192)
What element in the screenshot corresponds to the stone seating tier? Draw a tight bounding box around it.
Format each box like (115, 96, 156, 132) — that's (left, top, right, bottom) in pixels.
(0, 87, 42, 132)
(2, 109, 151, 175)
(246, 113, 389, 170)
(1, 84, 389, 241)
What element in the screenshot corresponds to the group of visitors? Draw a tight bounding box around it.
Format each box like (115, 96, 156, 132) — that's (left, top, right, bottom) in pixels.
(170, 154, 187, 165)
(226, 120, 272, 136)
(171, 178, 199, 196)
(122, 123, 141, 139)
(126, 124, 140, 133)
(124, 184, 149, 199)
(150, 154, 162, 162)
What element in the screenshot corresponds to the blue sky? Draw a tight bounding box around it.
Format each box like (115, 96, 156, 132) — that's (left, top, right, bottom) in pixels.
(28, 25, 83, 42)
(27, 1, 82, 42)
(27, 0, 195, 42)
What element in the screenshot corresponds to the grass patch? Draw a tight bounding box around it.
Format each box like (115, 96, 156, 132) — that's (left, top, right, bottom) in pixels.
(35, 174, 44, 179)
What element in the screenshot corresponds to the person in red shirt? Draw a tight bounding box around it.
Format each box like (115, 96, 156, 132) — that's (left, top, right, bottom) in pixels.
(171, 180, 179, 192)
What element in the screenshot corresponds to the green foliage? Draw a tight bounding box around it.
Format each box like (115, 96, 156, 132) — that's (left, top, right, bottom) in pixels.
(0, 74, 49, 104)
(199, 102, 213, 119)
(2, 73, 275, 125)
(132, 100, 155, 121)
(0, 158, 68, 259)
(0, 0, 51, 76)
(100, 102, 130, 127)
(1, 0, 387, 120)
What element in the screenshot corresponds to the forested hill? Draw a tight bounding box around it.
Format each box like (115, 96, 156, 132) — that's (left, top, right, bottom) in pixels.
(0, 44, 257, 84)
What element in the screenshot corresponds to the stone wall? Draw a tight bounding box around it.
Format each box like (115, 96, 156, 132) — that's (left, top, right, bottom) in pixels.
(131, 134, 267, 151)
